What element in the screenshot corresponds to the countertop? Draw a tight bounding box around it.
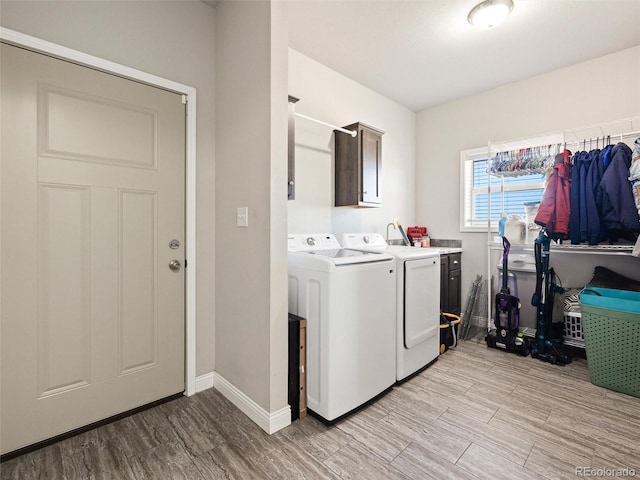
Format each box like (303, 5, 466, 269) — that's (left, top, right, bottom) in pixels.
(388, 238, 462, 254)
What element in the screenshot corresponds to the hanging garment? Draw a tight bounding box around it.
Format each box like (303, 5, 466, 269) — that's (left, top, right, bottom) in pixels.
(569, 151, 587, 244)
(534, 150, 572, 240)
(578, 150, 595, 242)
(600, 142, 640, 242)
(584, 146, 613, 245)
(630, 137, 640, 219)
(630, 140, 639, 257)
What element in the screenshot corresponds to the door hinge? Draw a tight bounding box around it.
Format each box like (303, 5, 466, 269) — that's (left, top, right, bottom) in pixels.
(184, 259, 188, 268)
(181, 95, 187, 104)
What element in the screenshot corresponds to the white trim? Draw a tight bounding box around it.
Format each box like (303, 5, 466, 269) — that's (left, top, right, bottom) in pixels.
(184, 91, 197, 396)
(459, 146, 489, 232)
(0, 27, 198, 397)
(213, 373, 291, 435)
(195, 372, 215, 393)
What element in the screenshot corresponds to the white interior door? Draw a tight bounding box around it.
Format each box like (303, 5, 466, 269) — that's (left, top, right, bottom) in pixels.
(1, 44, 186, 454)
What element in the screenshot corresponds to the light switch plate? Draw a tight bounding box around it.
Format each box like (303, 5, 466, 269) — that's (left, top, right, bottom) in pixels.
(237, 207, 248, 227)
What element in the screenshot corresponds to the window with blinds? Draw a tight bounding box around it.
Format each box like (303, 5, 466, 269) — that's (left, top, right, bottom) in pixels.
(460, 145, 549, 232)
(473, 158, 544, 222)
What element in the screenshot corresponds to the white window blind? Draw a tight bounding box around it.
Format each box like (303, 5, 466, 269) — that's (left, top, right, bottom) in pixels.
(460, 135, 563, 232)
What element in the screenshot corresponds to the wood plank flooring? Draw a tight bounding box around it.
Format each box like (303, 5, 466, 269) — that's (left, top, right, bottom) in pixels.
(2, 339, 639, 479)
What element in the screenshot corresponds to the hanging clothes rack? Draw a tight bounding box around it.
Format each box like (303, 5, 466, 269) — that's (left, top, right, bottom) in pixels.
(488, 143, 563, 176)
(294, 112, 357, 137)
(484, 122, 640, 336)
(563, 130, 640, 149)
(488, 130, 640, 176)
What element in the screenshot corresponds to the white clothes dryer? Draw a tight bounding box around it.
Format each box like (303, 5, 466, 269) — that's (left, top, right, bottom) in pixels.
(287, 234, 397, 423)
(341, 233, 441, 382)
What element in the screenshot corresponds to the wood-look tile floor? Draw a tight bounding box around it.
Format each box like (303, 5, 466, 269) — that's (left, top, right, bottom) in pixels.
(3, 339, 640, 479)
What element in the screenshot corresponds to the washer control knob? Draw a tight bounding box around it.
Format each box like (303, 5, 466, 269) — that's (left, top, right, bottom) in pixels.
(306, 237, 316, 246)
(363, 235, 370, 243)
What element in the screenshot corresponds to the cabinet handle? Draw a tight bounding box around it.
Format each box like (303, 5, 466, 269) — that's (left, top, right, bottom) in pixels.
(453, 260, 459, 265)
(451, 277, 455, 281)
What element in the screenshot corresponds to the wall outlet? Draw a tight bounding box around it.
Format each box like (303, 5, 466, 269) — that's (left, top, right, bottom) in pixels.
(237, 207, 248, 227)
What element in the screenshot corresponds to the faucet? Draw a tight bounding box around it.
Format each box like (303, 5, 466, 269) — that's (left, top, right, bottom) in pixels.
(386, 222, 396, 241)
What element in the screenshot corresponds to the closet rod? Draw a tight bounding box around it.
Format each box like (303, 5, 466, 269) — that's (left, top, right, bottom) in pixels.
(294, 112, 357, 137)
(563, 130, 640, 147)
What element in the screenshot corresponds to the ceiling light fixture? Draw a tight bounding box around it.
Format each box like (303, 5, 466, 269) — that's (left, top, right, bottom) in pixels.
(468, 0, 514, 29)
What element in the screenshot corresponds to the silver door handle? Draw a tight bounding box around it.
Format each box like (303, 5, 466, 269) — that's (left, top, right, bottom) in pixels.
(169, 260, 181, 272)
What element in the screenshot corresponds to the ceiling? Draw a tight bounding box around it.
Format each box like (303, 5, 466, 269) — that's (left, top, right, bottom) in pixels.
(287, 0, 640, 112)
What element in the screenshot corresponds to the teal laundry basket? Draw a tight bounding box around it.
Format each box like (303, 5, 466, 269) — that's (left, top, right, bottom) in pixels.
(579, 287, 640, 398)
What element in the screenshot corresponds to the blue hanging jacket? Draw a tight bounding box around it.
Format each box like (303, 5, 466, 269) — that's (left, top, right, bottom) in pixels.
(584, 147, 612, 245)
(578, 151, 594, 242)
(600, 143, 640, 241)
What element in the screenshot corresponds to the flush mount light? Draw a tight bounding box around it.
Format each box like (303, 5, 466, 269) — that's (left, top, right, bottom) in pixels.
(468, 0, 514, 29)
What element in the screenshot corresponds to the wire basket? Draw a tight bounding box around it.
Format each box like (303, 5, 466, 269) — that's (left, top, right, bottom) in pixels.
(562, 312, 584, 347)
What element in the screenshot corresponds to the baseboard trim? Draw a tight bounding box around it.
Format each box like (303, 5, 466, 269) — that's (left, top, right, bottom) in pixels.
(212, 372, 291, 434)
(195, 372, 215, 393)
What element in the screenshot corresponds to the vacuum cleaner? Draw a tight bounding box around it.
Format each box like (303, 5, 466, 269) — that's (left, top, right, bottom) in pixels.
(486, 237, 531, 356)
(530, 229, 572, 365)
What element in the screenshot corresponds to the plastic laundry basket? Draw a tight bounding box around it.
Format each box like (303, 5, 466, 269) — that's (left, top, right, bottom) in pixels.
(579, 287, 640, 397)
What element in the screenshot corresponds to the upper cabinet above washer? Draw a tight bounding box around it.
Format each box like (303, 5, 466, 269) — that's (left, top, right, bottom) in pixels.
(334, 122, 384, 207)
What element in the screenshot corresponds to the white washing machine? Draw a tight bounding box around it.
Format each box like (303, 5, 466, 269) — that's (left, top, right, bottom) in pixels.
(341, 233, 441, 382)
(287, 234, 396, 423)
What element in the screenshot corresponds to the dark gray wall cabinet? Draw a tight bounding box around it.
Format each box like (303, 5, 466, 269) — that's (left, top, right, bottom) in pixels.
(334, 122, 384, 207)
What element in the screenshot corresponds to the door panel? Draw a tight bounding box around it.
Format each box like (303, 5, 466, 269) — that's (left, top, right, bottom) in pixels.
(37, 183, 92, 398)
(40, 85, 157, 168)
(448, 268, 462, 316)
(120, 190, 157, 373)
(1, 44, 186, 454)
(404, 257, 440, 349)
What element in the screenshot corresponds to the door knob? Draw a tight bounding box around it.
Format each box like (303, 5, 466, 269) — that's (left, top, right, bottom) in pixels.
(169, 260, 181, 272)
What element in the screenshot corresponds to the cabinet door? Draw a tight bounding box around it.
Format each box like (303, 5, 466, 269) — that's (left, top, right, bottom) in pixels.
(440, 255, 448, 312)
(448, 268, 462, 315)
(361, 128, 381, 204)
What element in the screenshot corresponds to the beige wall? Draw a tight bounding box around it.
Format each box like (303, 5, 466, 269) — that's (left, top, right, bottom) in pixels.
(416, 45, 640, 301)
(214, 0, 288, 412)
(0, 0, 217, 375)
(288, 49, 416, 238)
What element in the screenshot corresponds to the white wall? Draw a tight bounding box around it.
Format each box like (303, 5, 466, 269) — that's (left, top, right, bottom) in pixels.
(416, 45, 640, 303)
(215, 0, 288, 414)
(288, 49, 416, 239)
(0, 0, 217, 376)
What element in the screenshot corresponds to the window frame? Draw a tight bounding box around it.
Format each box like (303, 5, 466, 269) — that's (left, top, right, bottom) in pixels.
(460, 134, 563, 233)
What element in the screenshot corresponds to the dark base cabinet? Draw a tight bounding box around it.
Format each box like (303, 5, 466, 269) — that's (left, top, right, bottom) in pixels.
(440, 253, 461, 316)
(288, 313, 307, 421)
